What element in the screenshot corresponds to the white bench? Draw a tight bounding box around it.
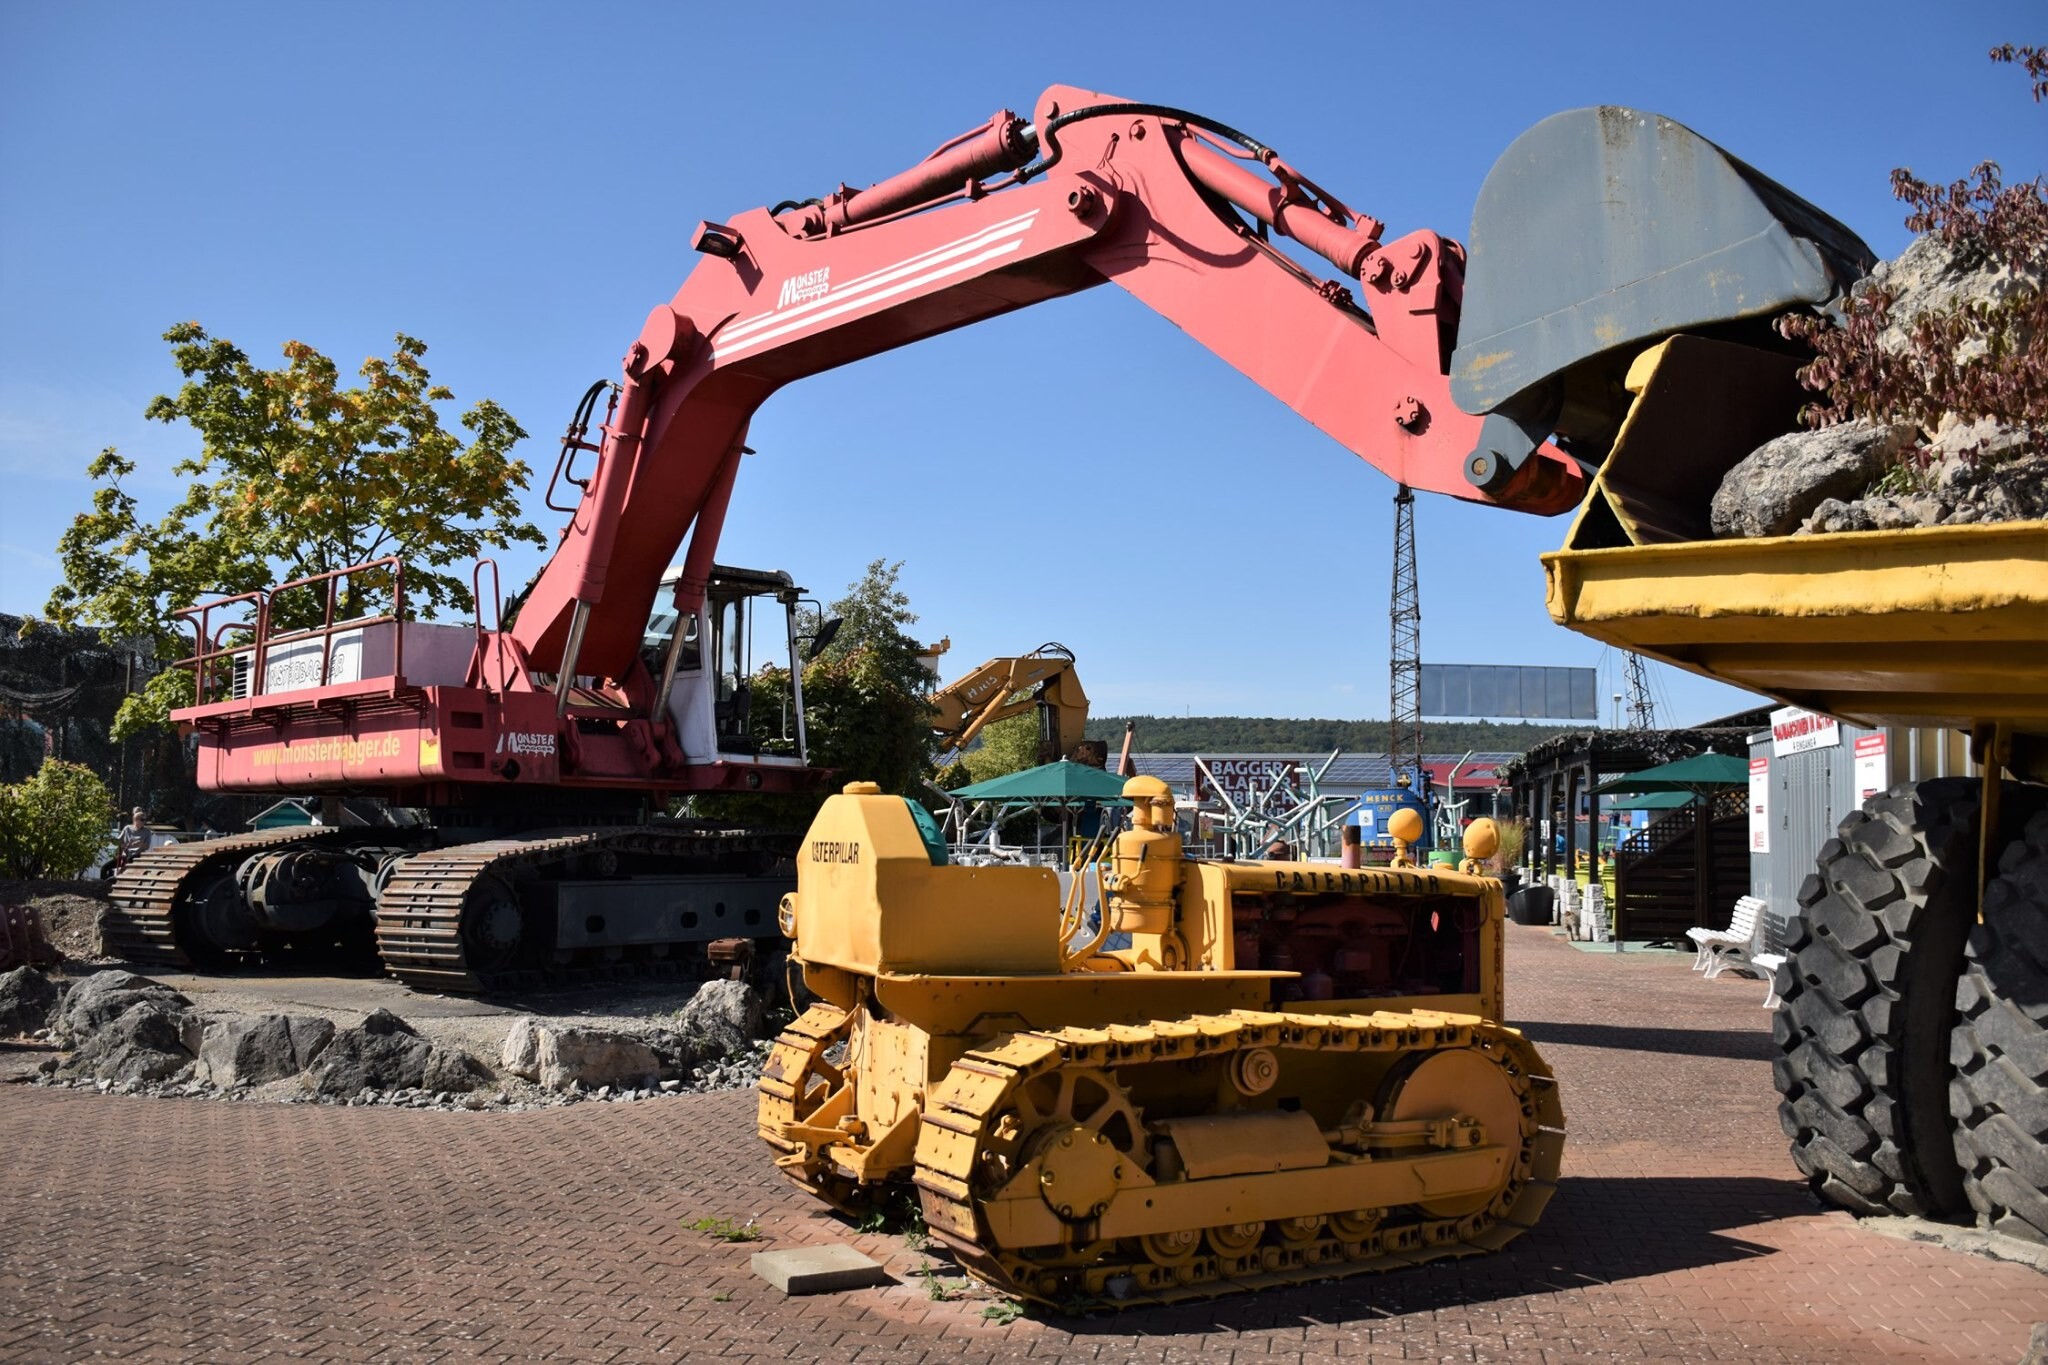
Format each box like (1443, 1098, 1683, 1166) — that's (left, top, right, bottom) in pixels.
(1688, 895, 1764, 979)
(1752, 950, 1789, 1008)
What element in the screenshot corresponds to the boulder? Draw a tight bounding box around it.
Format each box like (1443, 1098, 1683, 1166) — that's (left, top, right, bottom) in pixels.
(1711, 420, 1917, 538)
(1933, 450, 2048, 525)
(638, 1027, 700, 1078)
(53, 970, 193, 1042)
(537, 1026, 663, 1093)
(675, 979, 766, 1058)
(1797, 427, 2047, 535)
(500, 1016, 543, 1081)
(306, 1009, 484, 1096)
(0, 966, 61, 1036)
(72, 1000, 202, 1083)
(1867, 233, 2042, 360)
(196, 1014, 335, 1088)
(1930, 414, 2035, 467)
(53, 970, 203, 1084)
(423, 1046, 491, 1093)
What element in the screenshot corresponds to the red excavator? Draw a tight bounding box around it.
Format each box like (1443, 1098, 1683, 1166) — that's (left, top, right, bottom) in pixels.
(106, 85, 1870, 994)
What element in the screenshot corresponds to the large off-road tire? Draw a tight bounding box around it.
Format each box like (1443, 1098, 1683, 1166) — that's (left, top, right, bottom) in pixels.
(1772, 778, 1980, 1218)
(1951, 806, 2048, 1243)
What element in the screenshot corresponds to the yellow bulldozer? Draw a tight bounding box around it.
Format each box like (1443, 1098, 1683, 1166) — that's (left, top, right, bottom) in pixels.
(758, 781, 1561, 1306)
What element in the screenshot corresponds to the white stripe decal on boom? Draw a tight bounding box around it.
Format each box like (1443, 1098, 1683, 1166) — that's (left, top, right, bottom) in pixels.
(712, 238, 1030, 361)
(716, 210, 1040, 346)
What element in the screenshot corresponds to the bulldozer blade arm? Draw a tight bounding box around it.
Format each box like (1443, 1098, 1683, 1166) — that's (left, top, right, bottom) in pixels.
(1449, 107, 1873, 432)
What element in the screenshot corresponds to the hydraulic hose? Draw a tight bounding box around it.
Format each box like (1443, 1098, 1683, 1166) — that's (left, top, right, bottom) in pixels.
(1018, 102, 1274, 182)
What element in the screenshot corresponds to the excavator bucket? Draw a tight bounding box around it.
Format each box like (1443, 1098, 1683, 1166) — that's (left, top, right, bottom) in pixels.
(1448, 107, 1874, 493)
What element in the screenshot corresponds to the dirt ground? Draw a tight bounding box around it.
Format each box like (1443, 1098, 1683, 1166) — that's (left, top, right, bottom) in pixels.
(1, 879, 107, 964)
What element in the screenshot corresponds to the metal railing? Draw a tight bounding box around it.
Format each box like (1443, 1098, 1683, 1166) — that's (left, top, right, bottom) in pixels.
(176, 558, 407, 707)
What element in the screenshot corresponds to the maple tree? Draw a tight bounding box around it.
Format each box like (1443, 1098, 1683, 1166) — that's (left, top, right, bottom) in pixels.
(45, 324, 544, 736)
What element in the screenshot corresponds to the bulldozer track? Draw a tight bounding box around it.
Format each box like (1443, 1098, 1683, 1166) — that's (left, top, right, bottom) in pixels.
(903, 1007, 1563, 1309)
(757, 1003, 874, 1216)
(375, 824, 795, 994)
(101, 826, 358, 968)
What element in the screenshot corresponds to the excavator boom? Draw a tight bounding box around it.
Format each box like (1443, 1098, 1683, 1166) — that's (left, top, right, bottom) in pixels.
(930, 644, 1090, 765)
(173, 86, 1868, 810)
(508, 84, 1596, 687)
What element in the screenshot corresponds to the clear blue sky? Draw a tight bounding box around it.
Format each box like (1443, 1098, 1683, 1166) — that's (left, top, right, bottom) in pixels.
(1, 2, 2038, 728)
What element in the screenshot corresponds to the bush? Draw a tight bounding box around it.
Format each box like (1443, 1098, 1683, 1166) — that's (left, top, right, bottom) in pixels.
(0, 759, 116, 879)
(1779, 44, 2045, 456)
(1488, 818, 1527, 874)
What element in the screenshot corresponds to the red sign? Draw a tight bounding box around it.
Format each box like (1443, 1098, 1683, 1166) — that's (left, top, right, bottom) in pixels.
(1854, 733, 1888, 802)
(1770, 706, 1840, 757)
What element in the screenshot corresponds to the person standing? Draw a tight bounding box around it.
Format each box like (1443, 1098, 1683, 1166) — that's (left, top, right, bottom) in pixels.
(115, 808, 155, 870)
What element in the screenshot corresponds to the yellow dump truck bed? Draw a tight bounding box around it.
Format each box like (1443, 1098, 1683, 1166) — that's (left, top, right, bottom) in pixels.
(1542, 520, 2048, 735)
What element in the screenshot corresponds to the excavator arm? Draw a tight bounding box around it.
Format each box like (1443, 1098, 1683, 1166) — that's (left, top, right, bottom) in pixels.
(930, 644, 1091, 766)
(174, 87, 1870, 807)
(510, 84, 1590, 686)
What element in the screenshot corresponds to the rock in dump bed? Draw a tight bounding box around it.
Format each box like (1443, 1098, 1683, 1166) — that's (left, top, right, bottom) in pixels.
(1710, 235, 2044, 538)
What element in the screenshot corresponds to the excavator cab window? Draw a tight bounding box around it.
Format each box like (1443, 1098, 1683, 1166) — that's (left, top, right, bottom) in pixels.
(640, 604, 701, 679)
(711, 593, 754, 754)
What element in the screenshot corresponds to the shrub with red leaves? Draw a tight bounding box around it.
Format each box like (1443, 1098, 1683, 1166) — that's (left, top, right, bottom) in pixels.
(1779, 45, 2045, 457)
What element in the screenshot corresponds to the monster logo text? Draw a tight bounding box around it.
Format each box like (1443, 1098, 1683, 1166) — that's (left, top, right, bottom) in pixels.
(776, 268, 831, 308)
(249, 734, 404, 769)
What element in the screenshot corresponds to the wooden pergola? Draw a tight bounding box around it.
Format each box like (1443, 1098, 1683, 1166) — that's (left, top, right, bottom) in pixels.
(1495, 711, 1765, 888)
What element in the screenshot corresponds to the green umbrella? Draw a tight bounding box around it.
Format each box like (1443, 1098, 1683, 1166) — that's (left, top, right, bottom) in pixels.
(1616, 790, 1701, 810)
(948, 760, 1133, 803)
(1591, 752, 1748, 797)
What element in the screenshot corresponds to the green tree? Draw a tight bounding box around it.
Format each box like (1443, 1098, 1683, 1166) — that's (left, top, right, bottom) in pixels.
(0, 759, 115, 879)
(44, 324, 546, 738)
(952, 711, 1045, 784)
(810, 559, 925, 683)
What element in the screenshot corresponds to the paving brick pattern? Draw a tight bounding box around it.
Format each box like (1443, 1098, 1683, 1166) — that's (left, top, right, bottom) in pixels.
(4, 925, 2044, 1362)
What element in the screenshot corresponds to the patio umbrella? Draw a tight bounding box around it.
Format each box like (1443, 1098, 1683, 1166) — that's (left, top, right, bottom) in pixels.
(1620, 791, 1701, 809)
(947, 760, 1133, 803)
(1590, 751, 1747, 797)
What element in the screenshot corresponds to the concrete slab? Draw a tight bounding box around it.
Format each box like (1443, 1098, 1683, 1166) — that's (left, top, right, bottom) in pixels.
(751, 1244, 892, 1296)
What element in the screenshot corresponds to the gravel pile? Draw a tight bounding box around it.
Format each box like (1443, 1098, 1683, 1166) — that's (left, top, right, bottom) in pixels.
(6, 965, 776, 1113)
(20, 1045, 769, 1112)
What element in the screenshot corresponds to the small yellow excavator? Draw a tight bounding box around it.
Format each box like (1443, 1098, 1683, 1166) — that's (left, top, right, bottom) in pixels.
(929, 643, 1091, 769)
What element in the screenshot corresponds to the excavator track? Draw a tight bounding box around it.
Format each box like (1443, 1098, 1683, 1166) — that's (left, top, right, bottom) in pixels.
(101, 825, 358, 968)
(374, 824, 795, 994)
(907, 1008, 1563, 1309)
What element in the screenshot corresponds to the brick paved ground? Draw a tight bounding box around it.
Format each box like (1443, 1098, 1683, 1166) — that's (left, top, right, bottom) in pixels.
(4, 925, 2045, 1363)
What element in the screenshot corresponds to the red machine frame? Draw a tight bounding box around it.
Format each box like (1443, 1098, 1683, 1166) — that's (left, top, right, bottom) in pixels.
(175, 84, 1583, 804)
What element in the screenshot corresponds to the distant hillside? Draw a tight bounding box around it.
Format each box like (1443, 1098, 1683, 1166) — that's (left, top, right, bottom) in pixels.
(1084, 716, 1577, 756)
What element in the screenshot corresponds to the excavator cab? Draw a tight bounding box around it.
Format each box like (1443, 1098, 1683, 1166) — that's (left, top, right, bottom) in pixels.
(643, 564, 810, 767)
